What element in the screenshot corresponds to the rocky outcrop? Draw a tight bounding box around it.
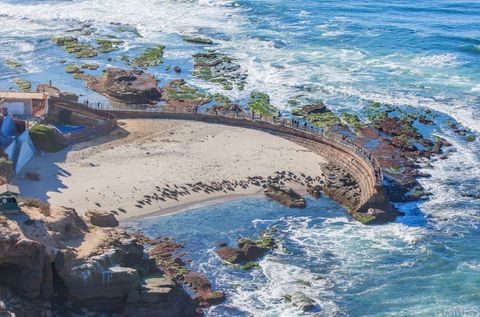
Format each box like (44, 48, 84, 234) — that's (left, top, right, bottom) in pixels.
(0, 228, 52, 300)
(193, 51, 247, 91)
(132, 233, 225, 314)
(284, 292, 319, 313)
(215, 233, 276, 269)
(0, 205, 200, 316)
(85, 209, 119, 227)
(264, 185, 306, 208)
(87, 67, 162, 104)
(184, 272, 225, 307)
(161, 79, 211, 113)
(307, 185, 322, 199)
(302, 103, 327, 115)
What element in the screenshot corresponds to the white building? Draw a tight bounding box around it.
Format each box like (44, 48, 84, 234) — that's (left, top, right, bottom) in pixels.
(0, 92, 48, 116)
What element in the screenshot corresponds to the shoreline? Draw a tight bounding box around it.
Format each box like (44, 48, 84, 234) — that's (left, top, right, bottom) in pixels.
(121, 191, 264, 222)
(15, 119, 326, 220)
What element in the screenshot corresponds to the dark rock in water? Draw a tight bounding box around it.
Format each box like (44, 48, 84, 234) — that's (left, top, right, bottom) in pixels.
(184, 272, 226, 307)
(87, 67, 161, 104)
(307, 185, 322, 199)
(352, 208, 405, 225)
(215, 245, 244, 264)
(285, 292, 319, 312)
(264, 185, 306, 208)
(193, 51, 247, 91)
(238, 240, 268, 262)
(215, 233, 277, 267)
(182, 35, 214, 45)
(173, 65, 182, 73)
(85, 210, 119, 227)
(302, 103, 327, 114)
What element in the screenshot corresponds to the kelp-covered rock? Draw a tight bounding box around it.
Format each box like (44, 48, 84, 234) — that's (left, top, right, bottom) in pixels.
(182, 35, 213, 45)
(86, 67, 161, 104)
(64, 64, 82, 74)
(292, 102, 327, 116)
(15, 79, 31, 91)
(52, 36, 98, 58)
(248, 91, 279, 117)
(81, 62, 100, 70)
(264, 185, 306, 208)
(132, 234, 224, 313)
(193, 50, 247, 90)
(132, 45, 165, 68)
(6, 59, 21, 69)
(96, 38, 123, 53)
(111, 23, 142, 38)
(215, 233, 277, 269)
(207, 93, 248, 117)
(161, 79, 210, 113)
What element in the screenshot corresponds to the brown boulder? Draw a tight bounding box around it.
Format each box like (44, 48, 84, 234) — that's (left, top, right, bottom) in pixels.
(184, 272, 225, 307)
(85, 210, 119, 227)
(264, 185, 306, 208)
(215, 245, 244, 264)
(0, 232, 52, 300)
(238, 240, 268, 261)
(302, 103, 327, 114)
(87, 67, 161, 104)
(215, 234, 276, 265)
(307, 185, 322, 199)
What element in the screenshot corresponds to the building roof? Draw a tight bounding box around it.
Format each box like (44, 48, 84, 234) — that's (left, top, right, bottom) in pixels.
(0, 92, 48, 101)
(0, 184, 20, 195)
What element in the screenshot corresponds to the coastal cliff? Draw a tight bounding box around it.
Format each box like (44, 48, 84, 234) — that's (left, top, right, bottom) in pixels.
(0, 203, 200, 316)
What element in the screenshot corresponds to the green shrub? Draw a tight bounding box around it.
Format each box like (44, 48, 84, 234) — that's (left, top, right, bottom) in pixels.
(20, 197, 51, 216)
(29, 124, 66, 152)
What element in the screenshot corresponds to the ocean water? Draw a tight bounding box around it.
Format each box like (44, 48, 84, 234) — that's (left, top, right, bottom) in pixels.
(1, 0, 479, 316)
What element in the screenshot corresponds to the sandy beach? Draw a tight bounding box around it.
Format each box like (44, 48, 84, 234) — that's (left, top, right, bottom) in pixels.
(14, 119, 327, 220)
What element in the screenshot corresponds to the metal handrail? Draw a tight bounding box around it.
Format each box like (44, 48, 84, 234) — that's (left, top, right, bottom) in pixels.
(85, 106, 384, 188)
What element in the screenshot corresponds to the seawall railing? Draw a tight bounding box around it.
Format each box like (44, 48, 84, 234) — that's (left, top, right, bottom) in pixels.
(46, 96, 387, 212)
(89, 109, 386, 212)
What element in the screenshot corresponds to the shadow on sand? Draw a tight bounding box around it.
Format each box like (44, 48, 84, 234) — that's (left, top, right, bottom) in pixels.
(12, 126, 129, 203)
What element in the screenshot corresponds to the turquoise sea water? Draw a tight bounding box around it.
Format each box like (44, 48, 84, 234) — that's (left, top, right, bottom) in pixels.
(0, 0, 479, 315)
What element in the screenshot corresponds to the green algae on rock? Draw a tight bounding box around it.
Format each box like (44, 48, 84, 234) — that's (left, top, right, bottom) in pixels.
(341, 113, 365, 132)
(182, 35, 213, 45)
(81, 63, 100, 70)
(132, 45, 165, 68)
(248, 91, 278, 117)
(163, 79, 207, 101)
(15, 79, 32, 91)
(112, 23, 142, 38)
(53, 36, 98, 58)
(5, 60, 21, 69)
(215, 232, 277, 269)
(96, 39, 123, 53)
(65, 64, 82, 74)
(302, 111, 340, 130)
(193, 50, 247, 91)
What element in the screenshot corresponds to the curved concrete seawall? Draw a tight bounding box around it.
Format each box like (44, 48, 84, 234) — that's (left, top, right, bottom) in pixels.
(91, 110, 390, 214)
